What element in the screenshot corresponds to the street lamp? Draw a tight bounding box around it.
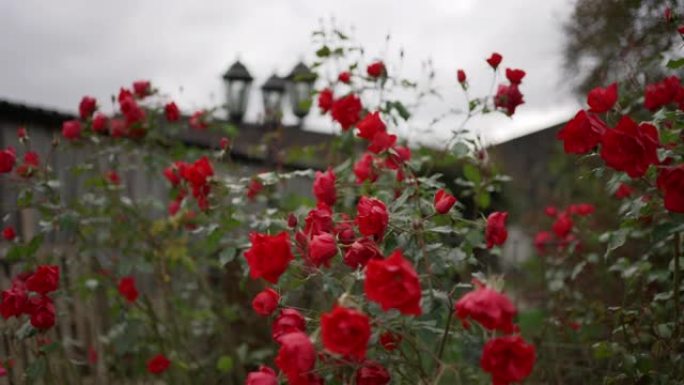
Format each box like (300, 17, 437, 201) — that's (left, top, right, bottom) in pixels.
(222, 60, 253, 123)
(287, 62, 316, 120)
(261, 74, 286, 123)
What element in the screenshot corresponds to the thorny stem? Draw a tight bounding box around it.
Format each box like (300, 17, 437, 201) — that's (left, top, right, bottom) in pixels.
(437, 298, 454, 360)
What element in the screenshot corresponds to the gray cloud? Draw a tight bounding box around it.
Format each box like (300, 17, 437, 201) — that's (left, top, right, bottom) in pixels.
(0, 0, 579, 145)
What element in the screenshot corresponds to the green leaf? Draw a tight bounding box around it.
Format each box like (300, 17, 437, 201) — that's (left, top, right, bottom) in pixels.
(428, 226, 453, 234)
(571, 261, 587, 280)
(451, 142, 469, 158)
(26, 356, 46, 380)
(316, 46, 331, 58)
(39, 341, 60, 354)
(463, 164, 481, 184)
(476, 191, 491, 209)
(216, 355, 234, 373)
(667, 58, 684, 69)
(603, 228, 628, 259)
(517, 309, 545, 336)
(334, 30, 349, 40)
(391, 101, 411, 121)
(5, 234, 44, 263)
(592, 341, 615, 360)
(219, 247, 236, 266)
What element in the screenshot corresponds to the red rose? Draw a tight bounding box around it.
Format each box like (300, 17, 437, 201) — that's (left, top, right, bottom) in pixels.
(2, 226, 16, 241)
(570, 203, 595, 216)
(246, 365, 278, 385)
(109, 118, 127, 138)
(106, 170, 121, 185)
(338, 71, 351, 84)
(79, 96, 97, 119)
(318, 88, 334, 113)
(354, 153, 378, 184)
(321, 305, 371, 360)
(247, 179, 263, 201)
(552, 213, 573, 238)
(304, 204, 334, 236)
(355, 361, 390, 385)
(505, 68, 526, 85)
(119, 96, 146, 127)
(118, 88, 133, 103)
(364, 250, 422, 315)
(146, 354, 171, 374)
(189, 110, 208, 130)
(379, 331, 401, 351)
(533, 231, 554, 255)
(164, 102, 180, 122)
(356, 197, 388, 240)
(26, 265, 59, 295)
(287, 213, 298, 228)
(599, 116, 660, 178)
(335, 214, 356, 245)
(309, 232, 338, 267)
(17, 126, 27, 139)
(252, 288, 280, 316)
(366, 61, 386, 78)
(313, 168, 336, 206)
(356, 112, 386, 141)
(486, 53, 503, 69)
(434, 189, 457, 214)
(679, 25, 684, 34)
(457, 69, 467, 84)
(455, 286, 517, 333)
(385, 145, 411, 170)
(92, 113, 108, 133)
(614, 183, 634, 199)
(88, 345, 98, 365)
(0, 286, 27, 319)
(27, 295, 55, 330)
(117, 276, 139, 302)
(220, 137, 230, 150)
(485, 212, 508, 249)
(0, 147, 16, 173)
(62, 120, 82, 140)
(657, 165, 684, 213)
(272, 308, 306, 342)
(544, 206, 557, 217)
(163, 162, 185, 186)
(368, 131, 397, 154)
(644, 76, 683, 111)
(331, 94, 362, 130)
(133, 80, 151, 98)
(343, 237, 382, 269)
(587, 83, 618, 113)
(494, 84, 524, 116)
(15, 151, 40, 178)
(244, 232, 294, 284)
(556, 110, 607, 154)
(168, 200, 181, 216)
(275, 332, 316, 385)
(480, 335, 536, 385)
(181, 156, 214, 187)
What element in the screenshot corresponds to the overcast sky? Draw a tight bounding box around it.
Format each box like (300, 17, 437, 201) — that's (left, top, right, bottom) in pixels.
(0, 0, 581, 146)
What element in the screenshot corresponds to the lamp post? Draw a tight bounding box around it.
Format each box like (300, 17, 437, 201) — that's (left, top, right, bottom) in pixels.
(222, 60, 253, 123)
(261, 74, 286, 124)
(287, 62, 316, 121)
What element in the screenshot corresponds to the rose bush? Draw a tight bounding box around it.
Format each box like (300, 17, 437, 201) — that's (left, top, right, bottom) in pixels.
(0, 26, 539, 385)
(519, 14, 684, 383)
